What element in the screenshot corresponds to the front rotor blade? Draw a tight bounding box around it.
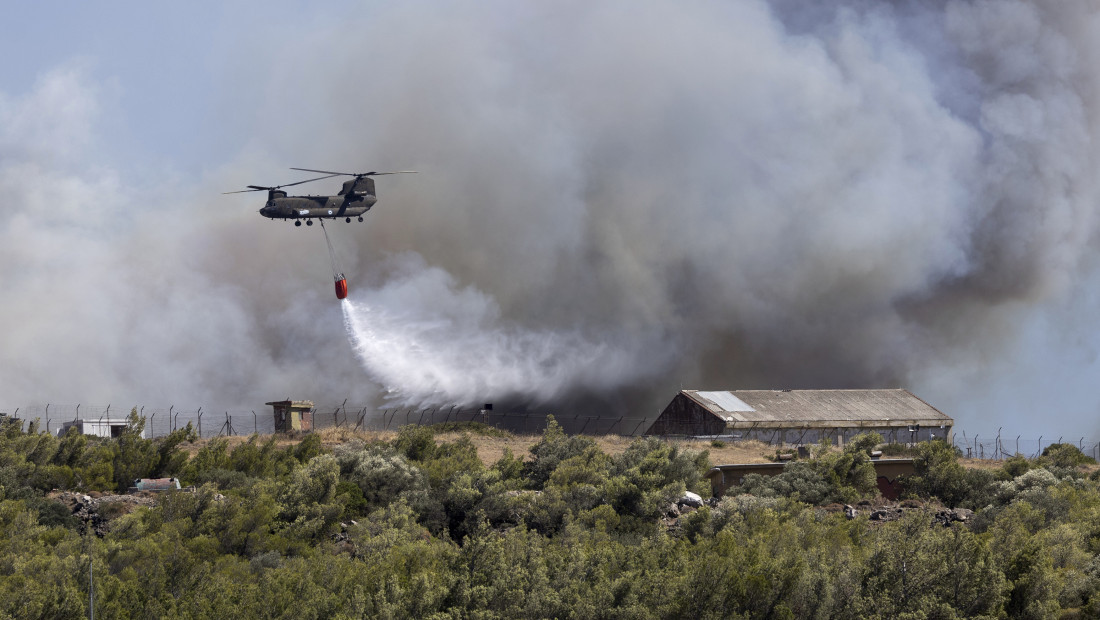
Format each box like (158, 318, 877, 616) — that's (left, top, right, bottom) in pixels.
(222, 187, 269, 194)
(277, 173, 343, 189)
(290, 167, 356, 176)
(291, 167, 419, 177)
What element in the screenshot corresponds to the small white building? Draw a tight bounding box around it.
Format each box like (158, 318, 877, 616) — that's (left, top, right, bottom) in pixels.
(59, 418, 132, 438)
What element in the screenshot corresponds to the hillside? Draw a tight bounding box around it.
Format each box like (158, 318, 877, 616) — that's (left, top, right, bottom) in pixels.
(3, 416, 1100, 617)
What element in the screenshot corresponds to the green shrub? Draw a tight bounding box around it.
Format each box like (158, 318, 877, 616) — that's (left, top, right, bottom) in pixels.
(1039, 443, 1097, 468)
(334, 441, 429, 508)
(525, 416, 598, 489)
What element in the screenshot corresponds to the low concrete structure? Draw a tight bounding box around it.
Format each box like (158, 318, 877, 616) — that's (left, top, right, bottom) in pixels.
(647, 389, 953, 445)
(59, 418, 132, 438)
(706, 458, 917, 500)
(128, 478, 182, 492)
(267, 400, 314, 432)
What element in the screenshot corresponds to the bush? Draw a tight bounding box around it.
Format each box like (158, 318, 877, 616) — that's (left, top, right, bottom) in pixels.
(525, 416, 598, 489)
(902, 440, 971, 507)
(1003, 454, 1031, 478)
(741, 433, 881, 505)
(334, 441, 429, 509)
(1039, 443, 1097, 468)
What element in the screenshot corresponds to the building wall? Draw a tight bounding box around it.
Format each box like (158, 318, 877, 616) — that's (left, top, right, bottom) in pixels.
(644, 394, 725, 436)
(707, 459, 917, 498)
(721, 425, 952, 446)
(59, 419, 130, 438)
(274, 407, 313, 432)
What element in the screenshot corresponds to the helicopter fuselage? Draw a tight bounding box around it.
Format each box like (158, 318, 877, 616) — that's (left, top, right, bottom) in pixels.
(259, 193, 378, 221)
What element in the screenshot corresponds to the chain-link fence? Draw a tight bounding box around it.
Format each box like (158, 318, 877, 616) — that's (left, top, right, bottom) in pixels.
(0, 403, 656, 439)
(2, 403, 1096, 460)
(951, 432, 1100, 460)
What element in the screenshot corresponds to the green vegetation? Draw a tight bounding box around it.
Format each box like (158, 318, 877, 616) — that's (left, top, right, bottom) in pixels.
(2, 417, 1100, 617)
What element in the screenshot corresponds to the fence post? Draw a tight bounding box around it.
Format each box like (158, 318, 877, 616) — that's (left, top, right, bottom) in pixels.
(252, 411, 257, 435)
(1036, 436, 1043, 459)
(610, 416, 623, 435)
(150, 411, 157, 439)
(197, 408, 203, 438)
(169, 406, 174, 431)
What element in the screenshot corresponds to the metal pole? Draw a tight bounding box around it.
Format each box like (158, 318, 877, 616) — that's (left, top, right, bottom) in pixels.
(252, 411, 257, 435)
(1037, 436, 1043, 459)
(197, 408, 203, 438)
(169, 406, 174, 431)
(150, 412, 156, 439)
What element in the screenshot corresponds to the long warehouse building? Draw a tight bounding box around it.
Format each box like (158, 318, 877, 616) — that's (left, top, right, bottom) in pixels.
(645, 388, 953, 445)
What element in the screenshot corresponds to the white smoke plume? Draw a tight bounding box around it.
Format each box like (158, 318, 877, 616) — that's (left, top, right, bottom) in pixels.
(3, 1, 1100, 432)
(341, 253, 663, 408)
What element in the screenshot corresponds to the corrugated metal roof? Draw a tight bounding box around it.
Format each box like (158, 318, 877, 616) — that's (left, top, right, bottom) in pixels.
(682, 389, 951, 427)
(696, 391, 756, 412)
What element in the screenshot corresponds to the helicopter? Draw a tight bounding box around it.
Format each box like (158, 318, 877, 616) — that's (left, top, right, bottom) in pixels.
(224, 167, 416, 226)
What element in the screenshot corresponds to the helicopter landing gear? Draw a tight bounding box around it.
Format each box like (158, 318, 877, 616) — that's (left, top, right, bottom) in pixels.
(345, 217, 351, 223)
(294, 220, 302, 227)
(306, 220, 313, 226)
(357, 216, 363, 222)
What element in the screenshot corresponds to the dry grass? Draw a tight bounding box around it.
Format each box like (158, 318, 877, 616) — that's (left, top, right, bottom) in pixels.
(177, 427, 781, 467)
(176, 428, 1045, 472)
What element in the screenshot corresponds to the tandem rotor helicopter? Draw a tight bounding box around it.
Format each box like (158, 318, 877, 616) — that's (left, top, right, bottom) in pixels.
(224, 167, 417, 226)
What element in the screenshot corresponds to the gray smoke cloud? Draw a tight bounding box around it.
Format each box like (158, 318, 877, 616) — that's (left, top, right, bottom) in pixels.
(3, 1, 1100, 431)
